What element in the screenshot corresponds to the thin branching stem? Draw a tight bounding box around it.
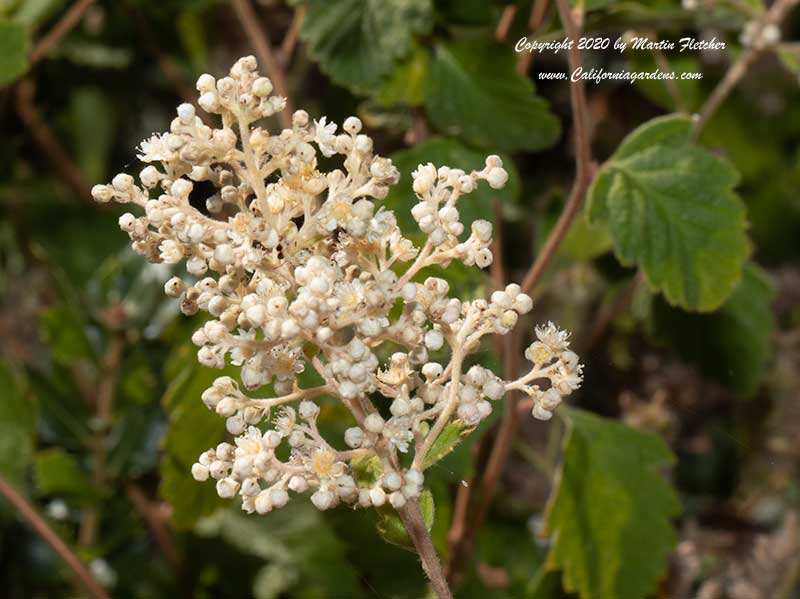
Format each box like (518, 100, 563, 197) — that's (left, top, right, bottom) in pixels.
(28, 0, 96, 65)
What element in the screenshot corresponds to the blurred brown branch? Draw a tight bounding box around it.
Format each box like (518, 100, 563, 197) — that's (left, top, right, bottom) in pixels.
(0, 474, 111, 599)
(15, 80, 92, 202)
(28, 0, 96, 66)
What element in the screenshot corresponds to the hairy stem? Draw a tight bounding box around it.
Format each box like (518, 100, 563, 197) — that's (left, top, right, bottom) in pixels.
(398, 499, 453, 599)
(0, 474, 111, 599)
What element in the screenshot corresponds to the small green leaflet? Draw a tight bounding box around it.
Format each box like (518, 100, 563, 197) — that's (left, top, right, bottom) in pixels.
(587, 114, 750, 311)
(422, 420, 470, 470)
(543, 407, 680, 599)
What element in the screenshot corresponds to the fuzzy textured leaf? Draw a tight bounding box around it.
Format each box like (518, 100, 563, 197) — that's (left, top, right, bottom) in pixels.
(300, 0, 432, 93)
(543, 407, 680, 599)
(425, 41, 560, 152)
(422, 420, 470, 470)
(0, 19, 29, 85)
(587, 114, 749, 311)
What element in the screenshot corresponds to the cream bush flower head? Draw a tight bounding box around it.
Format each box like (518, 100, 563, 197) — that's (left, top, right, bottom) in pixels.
(92, 56, 582, 515)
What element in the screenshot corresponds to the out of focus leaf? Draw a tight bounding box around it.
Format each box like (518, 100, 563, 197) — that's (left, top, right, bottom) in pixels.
(177, 10, 206, 71)
(425, 41, 560, 152)
(587, 114, 749, 311)
(39, 305, 96, 366)
(300, 0, 432, 93)
(33, 448, 93, 499)
(0, 19, 30, 85)
(386, 137, 520, 234)
(159, 345, 230, 529)
(422, 420, 470, 470)
(59, 41, 132, 70)
(197, 502, 362, 598)
(559, 212, 612, 261)
(66, 87, 114, 183)
(0, 364, 36, 484)
(652, 262, 775, 397)
(543, 407, 680, 599)
(376, 44, 429, 107)
(375, 489, 434, 549)
(11, 0, 64, 27)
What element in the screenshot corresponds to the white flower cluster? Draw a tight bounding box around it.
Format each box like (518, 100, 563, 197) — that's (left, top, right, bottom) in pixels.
(93, 57, 582, 516)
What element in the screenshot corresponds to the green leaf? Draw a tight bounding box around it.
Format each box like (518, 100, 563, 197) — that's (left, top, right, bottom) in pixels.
(422, 420, 470, 470)
(652, 262, 775, 397)
(558, 210, 612, 261)
(587, 114, 750, 311)
(351, 454, 383, 487)
(376, 44, 429, 107)
(66, 87, 115, 183)
(375, 489, 434, 549)
(300, 0, 432, 93)
(197, 502, 361, 598)
(386, 137, 521, 236)
(159, 345, 230, 529)
(425, 41, 560, 152)
(33, 448, 93, 499)
(39, 304, 96, 367)
(0, 19, 29, 85)
(0, 364, 36, 484)
(543, 407, 680, 599)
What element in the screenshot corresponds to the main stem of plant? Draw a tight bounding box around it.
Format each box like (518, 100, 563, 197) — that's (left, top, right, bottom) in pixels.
(399, 499, 453, 599)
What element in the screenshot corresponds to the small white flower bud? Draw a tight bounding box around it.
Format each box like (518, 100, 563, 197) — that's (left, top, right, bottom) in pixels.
(364, 413, 385, 433)
(288, 476, 308, 493)
(92, 184, 114, 203)
(170, 178, 192, 197)
(196, 73, 216, 92)
(270, 488, 289, 508)
(383, 472, 402, 491)
(486, 167, 508, 189)
(389, 492, 406, 509)
(369, 487, 386, 507)
(424, 330, 444, 351)
(252, 77, 273, 97)
(216, 477, 239, 498)
(177, 103, 195, 123)
(311, 490, 335, 510)
(344, 427, 364, 448)
(191, 463, 209, 481)
(299, 400, 320, 421)
(343, 116, 362, 134)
